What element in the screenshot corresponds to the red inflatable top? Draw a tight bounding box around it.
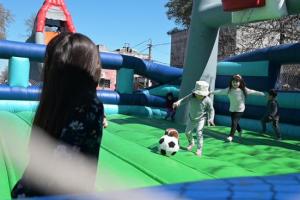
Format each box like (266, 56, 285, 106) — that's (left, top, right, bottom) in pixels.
(36, 0, 76, 33)
(222, 0, 265, 12)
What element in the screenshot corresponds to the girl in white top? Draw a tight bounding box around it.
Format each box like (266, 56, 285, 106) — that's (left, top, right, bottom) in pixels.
(212, 74, 265, 142)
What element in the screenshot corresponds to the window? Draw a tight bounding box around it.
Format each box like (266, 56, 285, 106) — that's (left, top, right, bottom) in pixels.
(99, 78, 111, 88)
(45, 19, 65, 32)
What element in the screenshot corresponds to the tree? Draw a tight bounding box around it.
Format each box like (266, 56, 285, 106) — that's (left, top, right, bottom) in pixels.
(165, 1, 300, 90)
(25, 13, 36, 37)
(0, 3, 13, 39)
(165, 0, 300, 55)
(236, 15, 300, 54)
(165, 0, 192, 29)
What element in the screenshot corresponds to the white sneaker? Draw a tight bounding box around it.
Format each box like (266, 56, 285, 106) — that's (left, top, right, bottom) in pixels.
(226, 136, 233, 142)
(186, 142, 195, 151)
(196, 149, 202, 157)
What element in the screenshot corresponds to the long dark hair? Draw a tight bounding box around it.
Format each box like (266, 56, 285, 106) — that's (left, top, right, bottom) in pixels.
(229, 74, 247, 97)
(33, 33, 101, 138)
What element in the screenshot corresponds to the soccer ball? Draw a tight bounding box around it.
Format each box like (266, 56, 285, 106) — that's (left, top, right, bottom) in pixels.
(158, 135, 179, 156)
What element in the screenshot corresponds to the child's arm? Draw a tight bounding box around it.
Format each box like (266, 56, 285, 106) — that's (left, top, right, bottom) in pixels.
(103, 114, 108, 128)
(246, 88, 265, 96)
(173, 94, 192, 109)
(211, 88, 229, 96)
(206, 98, 215, 126)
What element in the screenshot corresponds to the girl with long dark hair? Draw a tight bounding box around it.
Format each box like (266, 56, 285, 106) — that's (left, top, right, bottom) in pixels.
(212, 74, 265, 142)
(11, 33, 104, 197)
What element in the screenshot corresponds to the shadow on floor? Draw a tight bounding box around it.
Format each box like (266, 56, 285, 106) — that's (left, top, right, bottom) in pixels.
(205, 128, 300, 152)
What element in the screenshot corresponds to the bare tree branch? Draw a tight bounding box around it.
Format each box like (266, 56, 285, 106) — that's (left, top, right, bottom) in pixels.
(0, 3, 13, 39)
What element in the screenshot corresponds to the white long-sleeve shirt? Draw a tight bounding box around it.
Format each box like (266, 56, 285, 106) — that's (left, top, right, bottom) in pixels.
(213, 87, 265, 112)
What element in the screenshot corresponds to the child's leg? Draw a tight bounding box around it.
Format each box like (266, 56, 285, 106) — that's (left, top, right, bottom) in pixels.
(261, 116, 270, 132)
(170, 110, 176, 121)
(272, 119, 281, 139)
(185, 120, 195, 150)
(230, 112, 243, 137)
(195, 119, 205, 155)
(236, 123, 242, 132)
(236, 123, 243, 138)
(165, 109, 171, 119)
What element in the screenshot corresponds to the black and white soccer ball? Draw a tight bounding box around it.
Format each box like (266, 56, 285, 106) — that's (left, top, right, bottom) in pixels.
(158, 135, 179, 156)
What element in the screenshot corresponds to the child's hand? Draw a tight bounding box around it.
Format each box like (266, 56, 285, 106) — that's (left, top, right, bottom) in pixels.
(172, 102, 179, 109)
(103, 117, 108, 128)
(208, 120, 215, 126)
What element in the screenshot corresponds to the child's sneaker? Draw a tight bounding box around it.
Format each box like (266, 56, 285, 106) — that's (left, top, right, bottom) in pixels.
(186, 142, 195, 151)
(226, 136, 233, 142)
(196, 149, 202, 157)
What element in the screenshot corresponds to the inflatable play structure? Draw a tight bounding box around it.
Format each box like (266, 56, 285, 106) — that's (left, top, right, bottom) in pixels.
(27, 0, 76, 81)
(34, 0, 75, 45)
(0, 0, 300, 199)
(215, 44, 300, 137)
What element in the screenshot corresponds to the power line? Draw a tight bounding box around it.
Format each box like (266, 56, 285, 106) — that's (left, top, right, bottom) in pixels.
(139, 47, 149, 53)
(133, 39, 171, 62)
(135, 40, 171, 51)
(132, 39, 150, 49)
(152, 42, 170, 47)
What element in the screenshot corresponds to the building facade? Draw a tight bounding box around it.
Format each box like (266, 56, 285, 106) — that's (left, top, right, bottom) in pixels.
(97, 44, 150, 91)
(170, 30, 189, 67)
(98, 44, 117, 91)
(169, 16, 300, 89)
(169, 27, 237, 67)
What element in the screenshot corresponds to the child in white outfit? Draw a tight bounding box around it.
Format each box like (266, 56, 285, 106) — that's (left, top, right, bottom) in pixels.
(173, 81, 215, 157)
(212, 74, 265, 142)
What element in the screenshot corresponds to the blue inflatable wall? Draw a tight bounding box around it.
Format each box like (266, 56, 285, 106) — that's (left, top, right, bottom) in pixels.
(215, 44, 300, 138)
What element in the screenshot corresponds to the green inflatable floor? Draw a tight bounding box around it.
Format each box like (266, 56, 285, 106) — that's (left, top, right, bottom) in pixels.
(0, 112, 300, 199)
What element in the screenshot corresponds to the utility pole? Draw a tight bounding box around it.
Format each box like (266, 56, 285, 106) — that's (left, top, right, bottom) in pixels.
(147, 39, 152, 60)
(144, 39, 152, 87)
(123, 42, 131, 52)
(123, 42, 130, 48)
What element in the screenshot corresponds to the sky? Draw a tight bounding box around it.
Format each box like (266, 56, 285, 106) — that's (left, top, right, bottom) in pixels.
(0, 0, 177, 70)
